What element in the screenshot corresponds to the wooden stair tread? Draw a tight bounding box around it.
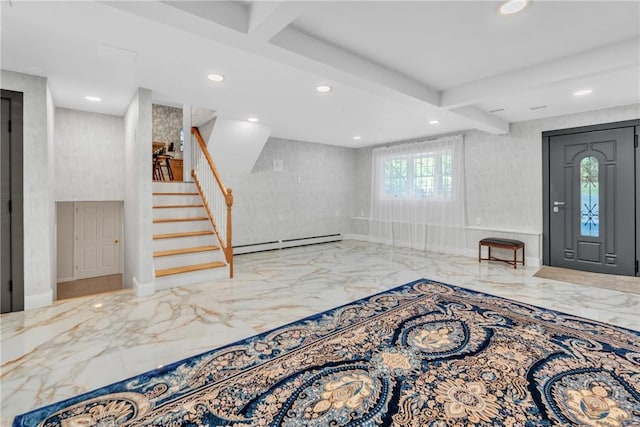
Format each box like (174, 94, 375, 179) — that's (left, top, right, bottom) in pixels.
(153, 192, 199, 196)
(154, 245, 220, 257)
(155, 261, 226, 277)
(153, 230, 213, 239)
(153, 204, 203, 209)
(153, 217, 208, 223)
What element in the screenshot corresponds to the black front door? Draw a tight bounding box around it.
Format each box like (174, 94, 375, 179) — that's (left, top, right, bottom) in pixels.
(549, 127, 636, 276)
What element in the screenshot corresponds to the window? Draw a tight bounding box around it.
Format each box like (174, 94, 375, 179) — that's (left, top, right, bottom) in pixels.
(580, 156, 599, 237)
(382, 151, 453, 199)
(384, 158, 408, 196)
(370, 135, 466, 252)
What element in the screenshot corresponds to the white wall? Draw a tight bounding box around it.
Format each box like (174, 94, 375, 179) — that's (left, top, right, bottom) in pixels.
(354, 103, 640, 264)
(1, 70, 55, 308)
(54, 108, 124, 201)
(47, 84, 56, 301)
(56, 202, 74, 281)
(228, 137, 357, 246)
(200, 117, 271, 179)
(182, 105, 192, 174)
(123, 88, 154, 295)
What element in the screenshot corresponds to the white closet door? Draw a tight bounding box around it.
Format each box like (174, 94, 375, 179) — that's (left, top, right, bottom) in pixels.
(75, 202, 121, 279)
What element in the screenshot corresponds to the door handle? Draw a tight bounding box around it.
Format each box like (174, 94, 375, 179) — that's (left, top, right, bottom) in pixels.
(114, 239, 119, 244)
(553, 201, 565, 206)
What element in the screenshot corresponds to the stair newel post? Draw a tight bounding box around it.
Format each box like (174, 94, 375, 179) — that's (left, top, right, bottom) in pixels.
(225, 188, 233, 278)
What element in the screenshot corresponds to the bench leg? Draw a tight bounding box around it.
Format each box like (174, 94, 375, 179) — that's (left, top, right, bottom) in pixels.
(513, 247, 516, 269)
(522, 247, 525, 266)
(478, 243, 481, 262)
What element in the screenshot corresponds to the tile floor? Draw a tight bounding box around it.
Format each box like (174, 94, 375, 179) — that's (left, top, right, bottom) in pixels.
(1, 240, 639, 426)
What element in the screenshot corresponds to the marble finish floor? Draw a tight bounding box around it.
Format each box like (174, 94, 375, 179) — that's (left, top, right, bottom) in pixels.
(1, 240, 639, 426)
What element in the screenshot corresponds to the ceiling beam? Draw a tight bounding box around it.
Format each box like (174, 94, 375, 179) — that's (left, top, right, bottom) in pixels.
(270, 27, 441, 107)
(104, 1, 252, 48)
(450, 106, 509, 134)
(161, 1, 249, 33)
(104, 1, 509, 135)
(441, 38, 640, 109)
(248, 1, 312, 42)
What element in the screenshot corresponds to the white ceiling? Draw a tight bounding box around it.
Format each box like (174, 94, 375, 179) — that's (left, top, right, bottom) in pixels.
(2, 0, 639, 148)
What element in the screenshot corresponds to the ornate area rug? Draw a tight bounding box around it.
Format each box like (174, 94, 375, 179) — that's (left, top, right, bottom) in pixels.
(13, 279, 640, 426)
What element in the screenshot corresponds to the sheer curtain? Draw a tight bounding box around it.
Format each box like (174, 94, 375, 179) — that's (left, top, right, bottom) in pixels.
(369, 135, 467, 254)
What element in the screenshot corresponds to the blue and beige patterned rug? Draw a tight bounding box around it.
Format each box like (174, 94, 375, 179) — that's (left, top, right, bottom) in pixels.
(13, 279, 640, 426)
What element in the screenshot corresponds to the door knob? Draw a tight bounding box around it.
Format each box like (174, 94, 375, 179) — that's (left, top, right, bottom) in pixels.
(114, 239, 119, 243)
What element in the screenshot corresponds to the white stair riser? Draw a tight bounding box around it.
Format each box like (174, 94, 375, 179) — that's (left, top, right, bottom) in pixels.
(153, 195, 202, 206)
(153, 207, 207, 219)
(152, 182, 196, 193)
(153, 219, 211, 234)
(153, 234, 218, 251)
(153, 250, 225, 270)
(152, 180, 230, 290)
(154, 265, 229, 290)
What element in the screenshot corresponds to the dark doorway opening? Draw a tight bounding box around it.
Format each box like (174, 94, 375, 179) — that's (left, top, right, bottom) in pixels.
(1, 89, 24, 313)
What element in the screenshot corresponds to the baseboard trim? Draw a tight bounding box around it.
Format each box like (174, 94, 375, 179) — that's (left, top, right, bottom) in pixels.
(24, 290, 53, 310)
(235, 234, 343, 255)
(56, 276, 75, 283)
(342, 233, 370, 242)
(133, 276, 155, 297)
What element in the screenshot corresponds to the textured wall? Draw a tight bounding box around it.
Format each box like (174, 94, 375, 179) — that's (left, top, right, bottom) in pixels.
(1, 70, 54, 307)
(152, 104, 182, 151)
(54, 108, 124, 201)
(227, 137, 358, 246)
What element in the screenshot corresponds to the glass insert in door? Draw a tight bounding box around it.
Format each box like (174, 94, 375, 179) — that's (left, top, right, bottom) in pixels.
(580, 156, 599, 237)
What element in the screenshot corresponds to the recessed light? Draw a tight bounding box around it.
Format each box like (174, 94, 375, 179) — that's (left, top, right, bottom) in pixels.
(499, 0, 528, 15)
(207, 73, 225, 82)
(429, 120, 440, 125)
(573, 89, 593, 97)
(316, 85, 332, 93)
(247, 117, 258, 122)
(85, 96, 101, 102)
(93, 303, 103, 308)
(353, 136, 361, 140)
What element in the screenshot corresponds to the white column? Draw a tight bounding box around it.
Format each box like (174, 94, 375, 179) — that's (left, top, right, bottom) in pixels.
(182, 104, 192, 181)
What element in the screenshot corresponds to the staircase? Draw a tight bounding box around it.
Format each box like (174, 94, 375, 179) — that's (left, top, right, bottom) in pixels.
(152, 181, 228, 290)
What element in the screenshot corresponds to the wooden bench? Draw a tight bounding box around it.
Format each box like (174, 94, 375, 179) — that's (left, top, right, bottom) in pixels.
(478, 238, 525, 269)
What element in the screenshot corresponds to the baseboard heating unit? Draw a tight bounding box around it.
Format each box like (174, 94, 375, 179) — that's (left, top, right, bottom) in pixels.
(234, 234, 342, 255)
